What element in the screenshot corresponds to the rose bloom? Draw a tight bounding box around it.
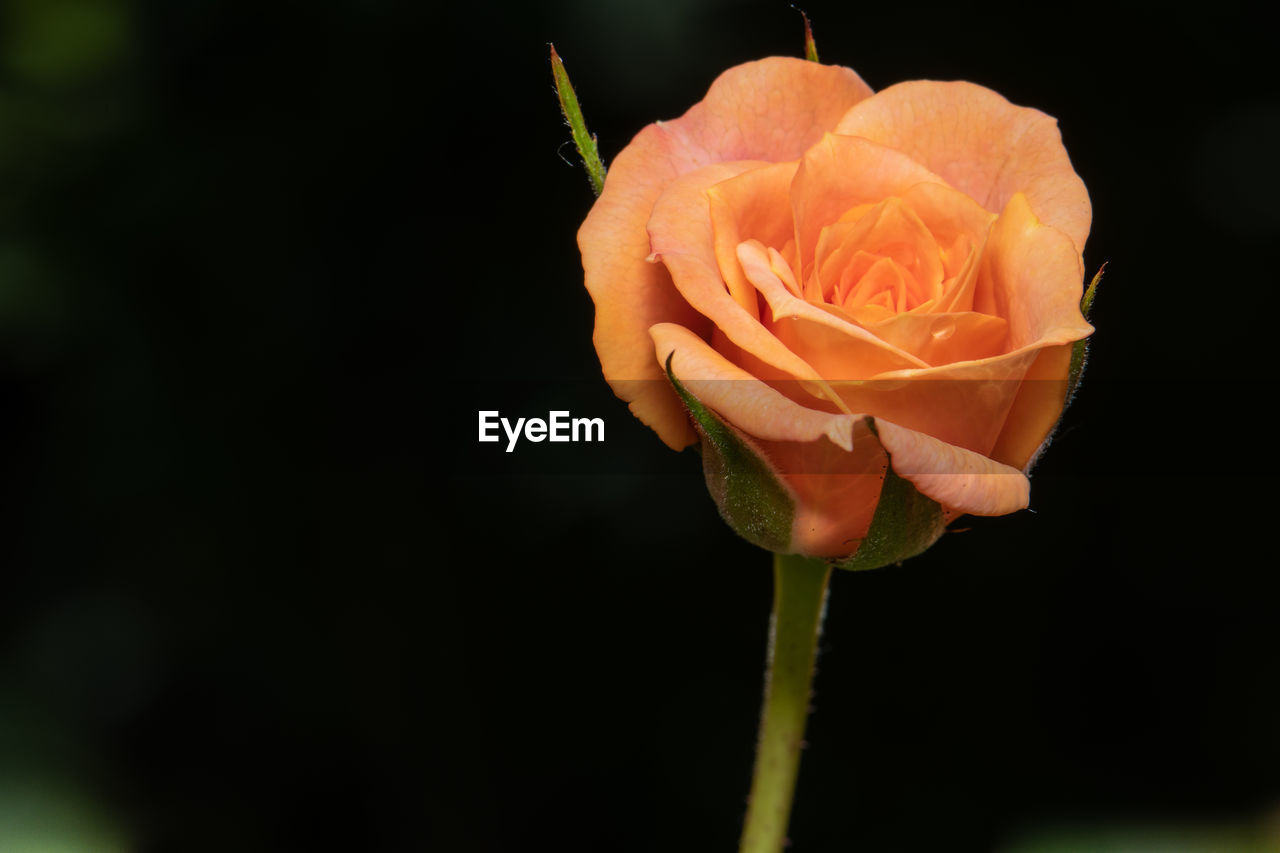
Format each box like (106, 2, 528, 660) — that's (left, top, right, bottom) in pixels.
(578, 57, 1092, 558)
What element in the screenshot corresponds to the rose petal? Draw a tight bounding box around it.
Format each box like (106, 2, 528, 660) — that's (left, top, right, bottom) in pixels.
(650, 322, 858, 450)
(666, 57, 874, 164)
(865, 311, 1008, 366)
(873, 420, 1030, 516)
(891, 181, 996, 313)
(827, 351, 1036, 455)
(834, 81, 1091, 252)
(976, 192, 1094, 350)
(578, 125, 713, 450)
(813, 197, 943, 308)
(822, 194, 1090, 456)
(653, 322, 1030, 554)
(987, 342, 1073, 471)
(652, 322, 887, 557)
(707, 161, 798, 320)
(737, 239, 931, 379)
(648, 162, 848, 400)
(578, 58, 873, 450)
(791, 134, 948, 282)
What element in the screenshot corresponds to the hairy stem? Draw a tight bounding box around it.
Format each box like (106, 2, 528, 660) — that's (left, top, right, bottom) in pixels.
(739, 552, 832, 853)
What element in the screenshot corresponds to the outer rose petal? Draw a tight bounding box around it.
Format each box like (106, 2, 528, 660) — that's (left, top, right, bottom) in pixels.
(874, 420, 1029, 516)
(975, 192, 1094, 351)
(666, 57, 874, 164)
(834, 81, 1091, 253)
(578, 126, 711, 450)
(579, 59, 873, 450)
(987, 343, 1073, 471)
(827, 353, 1037, 456)
(652, 322, 1030, 556)
(650, 322, 858, 452)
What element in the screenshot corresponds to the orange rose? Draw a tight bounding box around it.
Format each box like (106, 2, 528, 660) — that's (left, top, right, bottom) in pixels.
(578, 57, 1093, 561)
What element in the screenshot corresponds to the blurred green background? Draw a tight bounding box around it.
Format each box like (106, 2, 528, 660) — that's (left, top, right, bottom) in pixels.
(2, 0, 1278, 850)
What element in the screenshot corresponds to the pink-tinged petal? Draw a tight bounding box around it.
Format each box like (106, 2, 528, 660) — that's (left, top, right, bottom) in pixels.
(654, 324, 1029, 555)
(976, 192, 1094, 350)
(578, 124, 712, 451)
(707, 161, 799, 319)
(791, 134, 947, 280)
(737, 240, 931, 378)
(873, 419, 1030, 516)
(765, 431, 887, 558)
(653, 322, 886, 558)
(648, 162, 842, 394)
(650, 322, 858, 450)
(834, 81, 1091, 252)
(987, 343, 1073, 471)
(665, 57, 875, 164)
(578, 60, 872, 451)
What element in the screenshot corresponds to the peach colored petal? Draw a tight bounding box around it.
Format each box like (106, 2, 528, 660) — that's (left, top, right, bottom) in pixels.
(791, 134, 947, 281)
(765, 247, 802, 298)
(834, 81, 1091, 252)
(832, 262, 1083, 455)
(865, 311, 1008, 366)
(987, 343, 1073, 472)
(842, 255, 923, 313)
(896, 180, 997, 249)
(578, 124, 711, 450)
(647, 162, 844, 396)
(737, 240, 931, 378)
(828, 360, 1031, 456)
(893, 181, 995, 313)
(874, 420, 1030, 516)
(664, 57, 874, 165)
(814, 197, 942, 308)
(764, 431, 887, 558)
(578, 59, 873, 451)
(707, 161, 798, 320)
(976, 192, 1094, 350)
(653, 322, 836, 445)
(855, 193, 1091, 395)
(839, 202, 1090, 455)
(931, 234, 983, 314)
(653, 322, 886, 557)
(654, 323, 1029, 555)
(651, 322, 858, 450)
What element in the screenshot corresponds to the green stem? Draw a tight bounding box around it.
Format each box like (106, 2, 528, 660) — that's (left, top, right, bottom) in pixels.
(739, 552, 833, 853)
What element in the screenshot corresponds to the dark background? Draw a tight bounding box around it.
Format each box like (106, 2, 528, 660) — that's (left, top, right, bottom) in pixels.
(2, 0, 1278, 849)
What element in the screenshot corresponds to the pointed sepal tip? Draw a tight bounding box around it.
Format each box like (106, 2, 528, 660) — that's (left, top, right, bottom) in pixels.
(549, 44, 607, 197)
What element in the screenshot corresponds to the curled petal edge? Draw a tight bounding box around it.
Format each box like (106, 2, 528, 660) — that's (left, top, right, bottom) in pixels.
(651, 322, 1031, 519)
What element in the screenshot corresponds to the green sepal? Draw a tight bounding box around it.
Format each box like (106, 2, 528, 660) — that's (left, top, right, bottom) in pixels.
(832, 421, 945, 572)
(549, 44, 607, 197)
(1067, 262, 1105, 402)
(798, 10, 820, 62)
(665, 353, 795, 553)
